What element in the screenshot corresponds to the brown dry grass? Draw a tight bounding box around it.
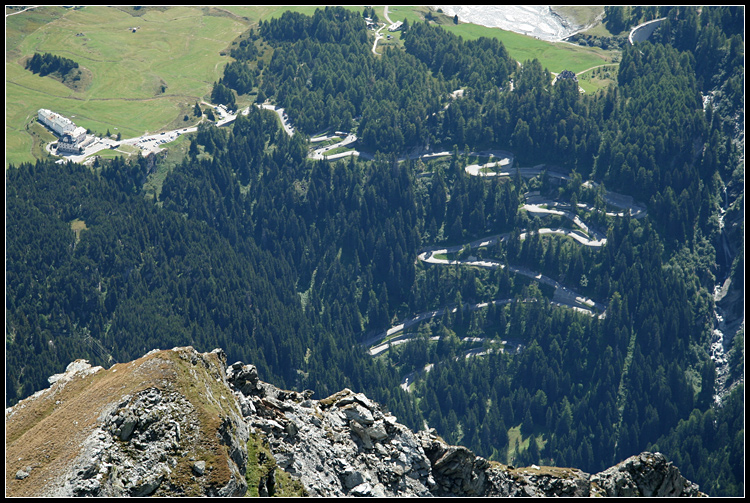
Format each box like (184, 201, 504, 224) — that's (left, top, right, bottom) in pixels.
(6, 357, 166, 496)
(508, 463, 588, 480)
(158, 349, 239, 494)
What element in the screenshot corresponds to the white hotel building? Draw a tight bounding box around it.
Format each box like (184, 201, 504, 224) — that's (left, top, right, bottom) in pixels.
(38, 108, 90, 154)
(38, 108, 75, 135)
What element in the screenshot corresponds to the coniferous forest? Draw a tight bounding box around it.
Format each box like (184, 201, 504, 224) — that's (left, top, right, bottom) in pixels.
(6, 6, 744, 496)
(25, 51, 79, 78)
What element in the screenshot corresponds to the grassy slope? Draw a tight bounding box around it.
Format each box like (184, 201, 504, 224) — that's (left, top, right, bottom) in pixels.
(6, 6, 370, 167)
(576, 64, 619, 94)
(245, 433, 307, 497)
(6, 6, 247, 167)
(219, 5, 363, 23)
(551, 6, 605, 30)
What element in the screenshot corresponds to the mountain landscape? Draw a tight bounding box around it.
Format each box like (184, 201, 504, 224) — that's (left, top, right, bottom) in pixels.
(6, 5, 744, 497)
(6, 346, 705, 497)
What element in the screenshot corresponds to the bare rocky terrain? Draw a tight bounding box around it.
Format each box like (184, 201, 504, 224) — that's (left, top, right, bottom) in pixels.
(434, 5, 581, 41)
(6, 346, 706, 497)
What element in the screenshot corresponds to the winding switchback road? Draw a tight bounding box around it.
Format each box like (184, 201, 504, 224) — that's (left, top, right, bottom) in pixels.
(363, 167, 647, 365)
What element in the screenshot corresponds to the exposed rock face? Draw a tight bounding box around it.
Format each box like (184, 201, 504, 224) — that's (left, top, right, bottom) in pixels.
(6, 348, 705, 497)
(590, 452, 703, 497)
(225, 359, 706, 498)
(57, 387, 194, 497)
(226, 364, 435, 497)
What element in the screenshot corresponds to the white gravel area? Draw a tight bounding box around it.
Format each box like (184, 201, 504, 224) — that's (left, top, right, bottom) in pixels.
(433, 5, 578, 42)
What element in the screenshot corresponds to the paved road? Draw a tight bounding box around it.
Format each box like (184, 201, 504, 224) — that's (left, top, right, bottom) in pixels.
(413, 179, 649, 319)
(383, 5, 393, 25)
(370, 5, 395, 55)
(48, 97, 638, 360)
(416, 191, 616, 313)
(310, 133, 341, 143)
(465, 162, 563, 180)
(361, 160, 648, 360)
(319, 147, 515, 165)
(372, 22, 386, 55)
(364, 297, 552, 357)
(42, 88, 643, 393)
(52, 124, 197, 164)
(5, 5, 39, 17)
(464, 159, 647, 218)
(465, 161, 507, 176)
(399, 339, 524, 392)
(258, 103, 295, 136)
(419, 249, 604, 312)
(362, 308, 451, 350)
(370, 335, 439, 357)
(363, 184, 644, 352)
(309, 133, 360, 160)
(582, 180, 647, 218)
(361, 185, 623, 393)
(75, 60, 641, 397)
(48, 100, 298, 163)
(576, 63, 619, 77)
(49, 98, 250, 163)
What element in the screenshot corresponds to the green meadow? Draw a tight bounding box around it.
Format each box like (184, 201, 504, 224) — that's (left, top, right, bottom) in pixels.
(576, 63, 620, 94)
(550, 5, 605, 29)
(6, 5, 248, 166)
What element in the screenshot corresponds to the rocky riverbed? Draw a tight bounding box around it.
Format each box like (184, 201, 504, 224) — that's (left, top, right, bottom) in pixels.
(433, 5, 580, 41)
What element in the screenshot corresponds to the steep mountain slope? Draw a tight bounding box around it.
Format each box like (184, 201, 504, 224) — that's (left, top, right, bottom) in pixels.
(5, 347, 247, 497)
(6, 347, 705, 497)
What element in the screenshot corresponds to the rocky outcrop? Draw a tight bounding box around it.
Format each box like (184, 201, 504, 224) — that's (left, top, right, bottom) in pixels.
(590, 452, 703, 497)
(6, 347, 248, 497)
(418, 430, 498, 495)
(225, 359, 706, 498)
(7, 348, 706, 497)
(227, 361, 435, 497)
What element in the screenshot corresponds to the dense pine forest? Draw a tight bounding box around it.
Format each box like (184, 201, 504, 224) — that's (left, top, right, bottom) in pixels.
(6, 6, 744, 496)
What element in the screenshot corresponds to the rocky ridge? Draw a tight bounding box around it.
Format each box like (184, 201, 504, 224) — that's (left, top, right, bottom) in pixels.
(6, 347, 248, 497)
(6, 347, 706, 497)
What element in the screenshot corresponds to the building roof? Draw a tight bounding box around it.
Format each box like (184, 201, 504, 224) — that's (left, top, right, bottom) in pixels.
(38, 108, 77, 132)
(388, 21, 403, 31)
(556, 70, 578, 82)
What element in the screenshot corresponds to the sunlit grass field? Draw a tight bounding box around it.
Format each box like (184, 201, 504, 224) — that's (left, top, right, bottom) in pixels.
(6, 5, 247, 166)
(219, 5, 363, 23)
(576, 63, 619, 94)
(551, 5, 605, 29)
